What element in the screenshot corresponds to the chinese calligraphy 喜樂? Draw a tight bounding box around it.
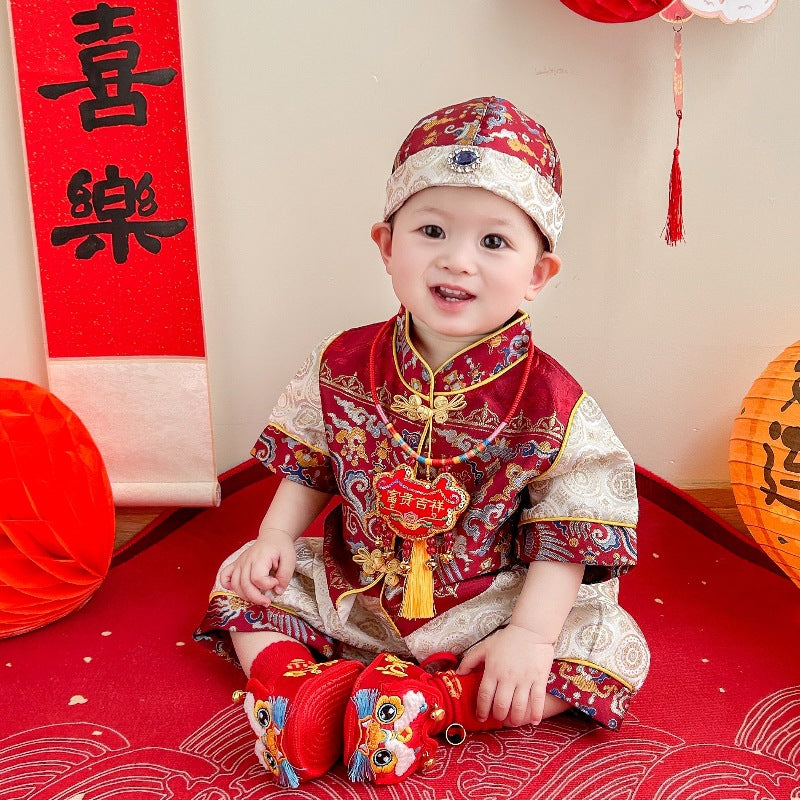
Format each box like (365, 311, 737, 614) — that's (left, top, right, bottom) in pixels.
(37, 2, 176, 131)
(50, 165, 187, 264)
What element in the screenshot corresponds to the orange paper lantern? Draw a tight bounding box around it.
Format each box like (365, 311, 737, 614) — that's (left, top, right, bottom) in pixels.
(0, 379, 115, 637)
(729, 342, 800, 590)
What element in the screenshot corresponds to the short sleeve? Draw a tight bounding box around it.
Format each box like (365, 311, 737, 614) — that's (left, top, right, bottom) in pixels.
(518, 394, 638, 582)
(250, 334, 340, 494)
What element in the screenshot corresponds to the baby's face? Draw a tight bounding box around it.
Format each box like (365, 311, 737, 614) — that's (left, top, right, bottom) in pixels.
(376, 186, 547, 348)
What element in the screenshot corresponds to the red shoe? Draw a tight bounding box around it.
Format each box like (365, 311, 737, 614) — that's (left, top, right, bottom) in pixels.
(240, 642, 363, 787)
(343, 652, 498, 785)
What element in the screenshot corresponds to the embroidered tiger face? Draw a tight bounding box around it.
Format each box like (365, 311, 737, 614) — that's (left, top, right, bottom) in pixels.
(347, 688, 434, 783)
(244, 693, 300, 788)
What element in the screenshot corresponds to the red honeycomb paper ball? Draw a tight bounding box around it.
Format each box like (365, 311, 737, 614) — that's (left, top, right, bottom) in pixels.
(0, 379, 114, 638)
(560, 0, 673, 23)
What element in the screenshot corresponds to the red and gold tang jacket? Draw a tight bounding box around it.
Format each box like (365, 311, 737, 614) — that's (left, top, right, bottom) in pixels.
(252, 310, 638, 637)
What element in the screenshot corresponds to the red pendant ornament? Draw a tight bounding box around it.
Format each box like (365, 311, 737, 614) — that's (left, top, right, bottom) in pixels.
(366, 315, 531, 620)
(663, 20, 686, 244)
(374, 465, 470, 620)
(559, 0, 673, 23)
(375, 466, 470, 539)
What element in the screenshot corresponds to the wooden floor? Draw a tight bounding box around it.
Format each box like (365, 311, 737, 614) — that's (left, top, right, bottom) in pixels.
(113, 485, 750, 550)
(679, 486, 749, 537)
(114, 507, 166, 550)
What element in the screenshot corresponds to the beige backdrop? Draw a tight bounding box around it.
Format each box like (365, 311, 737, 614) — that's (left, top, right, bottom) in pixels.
(2, 1, 798, 489)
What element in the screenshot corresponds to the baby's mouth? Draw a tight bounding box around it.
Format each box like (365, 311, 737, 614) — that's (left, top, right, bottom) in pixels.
(432, 286, 474, 302)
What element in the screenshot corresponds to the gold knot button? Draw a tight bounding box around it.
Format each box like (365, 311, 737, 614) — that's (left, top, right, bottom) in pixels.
(390, 392, 467, 424)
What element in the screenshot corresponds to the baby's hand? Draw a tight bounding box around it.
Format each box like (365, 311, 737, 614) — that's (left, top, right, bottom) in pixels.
(219, 529, 297, 607)
(457, 624, 555, 727)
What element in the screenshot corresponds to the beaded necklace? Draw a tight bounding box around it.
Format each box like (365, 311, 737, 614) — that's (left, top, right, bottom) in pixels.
(369, 316, 533, 465)
(365, 315, 533, 621)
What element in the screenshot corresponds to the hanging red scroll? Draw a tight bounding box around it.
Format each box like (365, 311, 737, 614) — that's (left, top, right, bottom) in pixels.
(8, 0, 219, 506)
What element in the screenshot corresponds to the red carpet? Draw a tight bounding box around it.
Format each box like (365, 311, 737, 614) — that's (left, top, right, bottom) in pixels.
(2, 464, 799, 799)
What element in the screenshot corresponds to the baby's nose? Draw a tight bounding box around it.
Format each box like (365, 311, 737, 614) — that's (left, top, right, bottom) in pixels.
(436, 243, 477, 274)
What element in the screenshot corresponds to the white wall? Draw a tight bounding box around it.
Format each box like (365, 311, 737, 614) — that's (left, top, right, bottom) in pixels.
(2, 1, 798, 488)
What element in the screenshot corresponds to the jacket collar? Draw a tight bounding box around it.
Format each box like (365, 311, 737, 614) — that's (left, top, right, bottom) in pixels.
(391, 308, 532, 396)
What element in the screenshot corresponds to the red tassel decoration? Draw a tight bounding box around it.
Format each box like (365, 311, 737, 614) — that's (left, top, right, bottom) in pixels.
(664, 26, 685, 245)
(665, 112, 684, 245)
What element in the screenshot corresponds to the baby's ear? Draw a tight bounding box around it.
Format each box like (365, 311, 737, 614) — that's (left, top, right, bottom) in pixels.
(525, 252, 561, 301)
(371, 222, 393, 270)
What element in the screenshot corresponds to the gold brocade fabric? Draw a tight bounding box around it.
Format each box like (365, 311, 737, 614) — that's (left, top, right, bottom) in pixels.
(252, 311, 640, 639)
(211, 537, 649, 692)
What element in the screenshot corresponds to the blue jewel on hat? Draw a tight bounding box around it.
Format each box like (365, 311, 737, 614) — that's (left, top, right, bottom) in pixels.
(447, 146, 481, 173)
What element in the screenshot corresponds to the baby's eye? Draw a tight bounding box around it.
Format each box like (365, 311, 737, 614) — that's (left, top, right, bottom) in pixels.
(421, 225, 444, 238)
(481, 234, 506, 250)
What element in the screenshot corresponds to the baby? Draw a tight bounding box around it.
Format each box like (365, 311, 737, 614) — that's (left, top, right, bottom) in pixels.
(195, 96, 649, 788)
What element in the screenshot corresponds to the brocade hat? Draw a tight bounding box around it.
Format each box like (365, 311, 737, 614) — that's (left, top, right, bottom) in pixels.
(385, 96, 565, 251)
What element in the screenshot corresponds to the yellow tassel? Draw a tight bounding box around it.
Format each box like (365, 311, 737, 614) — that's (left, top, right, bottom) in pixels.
(400, 539, 435, 619)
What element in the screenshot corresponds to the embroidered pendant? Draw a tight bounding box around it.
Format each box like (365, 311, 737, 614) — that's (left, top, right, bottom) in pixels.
(373, 465, 469, 620)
